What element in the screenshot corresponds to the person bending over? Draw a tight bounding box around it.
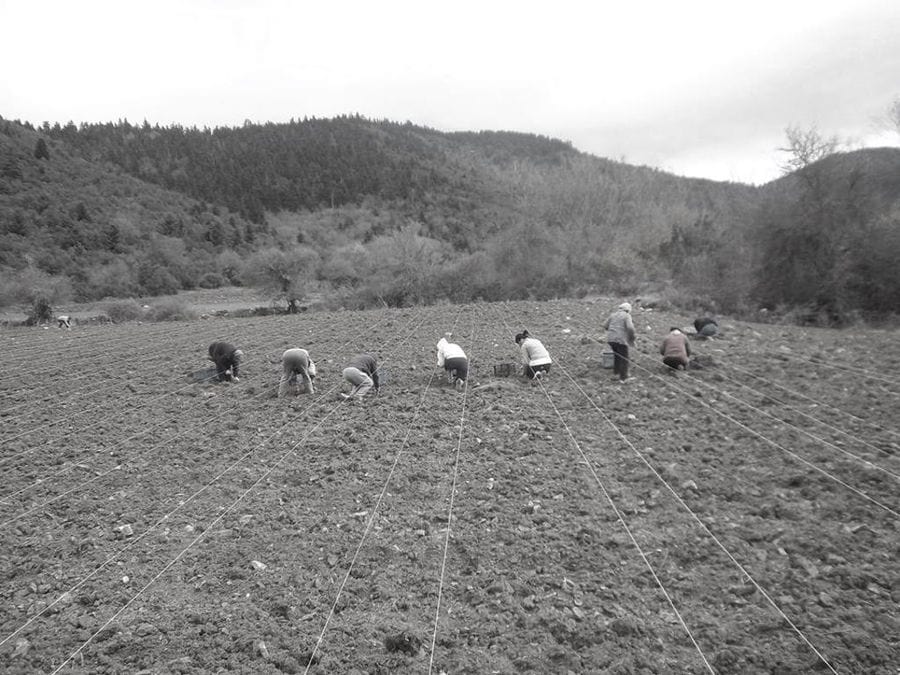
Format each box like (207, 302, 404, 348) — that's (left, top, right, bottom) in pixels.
(437, 332, 468, 391)
(279, 348, 316, 396)
(660, 327, 691, 372)
(694, 316, 719, 338)
(341, 353, 380, 398)
(208, 341, 243, 382)
(515, 330, 551, 380)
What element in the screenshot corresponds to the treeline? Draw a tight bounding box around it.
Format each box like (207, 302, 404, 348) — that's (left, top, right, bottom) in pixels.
(2, 114, 899, 322)
(39, 115, 534, 224)
(752, 148, 900, 318)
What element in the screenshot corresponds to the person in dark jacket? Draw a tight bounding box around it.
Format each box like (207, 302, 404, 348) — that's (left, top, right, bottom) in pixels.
(208, 341, 243, 382)
(279, 348, 316, 397)
(660, 327, 691, 372)
(694, 316, 719, 338)
(341, 353, 380, 398)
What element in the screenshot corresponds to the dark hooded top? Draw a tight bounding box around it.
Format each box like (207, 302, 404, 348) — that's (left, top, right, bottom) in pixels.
(347, 353, 379, 390)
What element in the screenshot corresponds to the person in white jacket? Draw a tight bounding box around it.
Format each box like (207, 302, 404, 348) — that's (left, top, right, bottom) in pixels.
(436, 332, 468, 391)
(515, 330, 551, 380)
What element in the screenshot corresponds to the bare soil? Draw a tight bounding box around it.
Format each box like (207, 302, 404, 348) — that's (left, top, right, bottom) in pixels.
(0, 299, 897, 674)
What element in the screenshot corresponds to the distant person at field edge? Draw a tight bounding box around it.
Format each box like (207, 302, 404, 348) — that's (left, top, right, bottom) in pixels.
(341, 353, 380, 399)
(279, 348, 316, 397)
(437, 332, 468, 391)
(208, 341, 243, 382)
(57, 315, 71, 329)
(660, 327, 691, 372)
(694, 316, 719, 338)
(515, 330, 551, 381)
(604, 302, 636, 382)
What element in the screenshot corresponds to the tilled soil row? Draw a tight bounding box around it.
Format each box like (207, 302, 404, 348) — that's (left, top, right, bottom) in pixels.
(0, 299, 897, 673)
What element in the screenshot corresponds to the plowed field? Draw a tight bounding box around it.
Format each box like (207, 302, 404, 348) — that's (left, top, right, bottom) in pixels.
(1, 299, 898, 674)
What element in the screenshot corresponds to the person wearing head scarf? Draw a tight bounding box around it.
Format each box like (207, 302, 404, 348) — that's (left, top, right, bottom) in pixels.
(603, 302, 636, 381)
(514, 330, 552, 380)
(341, 353, 380, 398)
(279, 348, 316, 396)
(208, 341, 244, 382)
(660, 327, 691, 372)
(57, 315, 72, 329)
(436, 332, 468, 391)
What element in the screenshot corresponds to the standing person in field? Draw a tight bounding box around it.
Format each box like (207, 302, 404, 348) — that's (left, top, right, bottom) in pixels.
(57, 315, 71, 329)
(694, 316, 719, 338)
(604, 302, 636, 382)
(278, 348, 316, 397)
(515, 330, 552, 381)
(436, 332, 468, 391)
(208, 341, 244, 382)
(341, 353, 380, 399)
(660, 327, 691, 372)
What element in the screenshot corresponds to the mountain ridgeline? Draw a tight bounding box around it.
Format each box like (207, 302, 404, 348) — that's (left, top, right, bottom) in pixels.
(2, 115, 898, 320)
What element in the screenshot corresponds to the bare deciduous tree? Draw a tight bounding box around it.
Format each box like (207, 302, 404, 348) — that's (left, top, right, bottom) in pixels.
(777, 125, 840, 175)
(888, 97, 900, 135)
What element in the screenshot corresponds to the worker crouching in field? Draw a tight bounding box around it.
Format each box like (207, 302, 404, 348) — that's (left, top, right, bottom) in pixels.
(341, 353, 380, 399)
(694, 316, 719, 338)
(279, 348, 316, 396)
(208, 341, 243, 382)
(660, 327, 691, 373)
(515, 330, 551, 381)
(437, 332, 468, 391)
(57, 315, 72, 329)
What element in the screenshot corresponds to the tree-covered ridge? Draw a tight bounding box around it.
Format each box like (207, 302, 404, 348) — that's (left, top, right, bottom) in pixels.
(40, 116, 497, 224)
(0, 119, 271, 303)
(3, 114, 899, 321)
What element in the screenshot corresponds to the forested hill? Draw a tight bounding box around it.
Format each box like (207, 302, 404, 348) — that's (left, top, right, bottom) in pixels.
(0, 119, 270, 303)
(2, 115, 898, 320)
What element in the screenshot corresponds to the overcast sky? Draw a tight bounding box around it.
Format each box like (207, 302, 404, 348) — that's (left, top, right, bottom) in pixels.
(2, 0, 899, 185)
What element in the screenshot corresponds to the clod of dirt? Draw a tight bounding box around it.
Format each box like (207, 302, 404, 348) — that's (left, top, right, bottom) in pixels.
(609, 617, 641, 637)
(384, 631, 422, 655)
(13, 638, 30, 657)
(253, 639, 270, 659)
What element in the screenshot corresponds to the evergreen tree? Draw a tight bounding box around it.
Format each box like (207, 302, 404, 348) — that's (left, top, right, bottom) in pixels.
(34, 137, 50, 160)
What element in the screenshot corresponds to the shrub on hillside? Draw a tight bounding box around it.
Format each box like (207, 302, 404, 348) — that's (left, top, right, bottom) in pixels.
(198, 272, 226, 289)
(25, 296, 53, 325)
(146, 298, 197, 322)
(104, 299, 144, 323)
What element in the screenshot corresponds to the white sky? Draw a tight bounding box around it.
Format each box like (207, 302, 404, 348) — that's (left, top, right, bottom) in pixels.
(2, 0, 899, 185)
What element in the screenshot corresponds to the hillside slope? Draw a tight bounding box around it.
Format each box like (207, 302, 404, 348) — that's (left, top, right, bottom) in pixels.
(3, 115, 899, 318)
(0, 120, 268, 303)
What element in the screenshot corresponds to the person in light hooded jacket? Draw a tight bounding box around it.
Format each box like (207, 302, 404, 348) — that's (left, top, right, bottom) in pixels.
(603, 302, 636, 382)
(278, 348, 316, 397)
(515, 330, 552, 380)
(436, 332, 468, 391)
